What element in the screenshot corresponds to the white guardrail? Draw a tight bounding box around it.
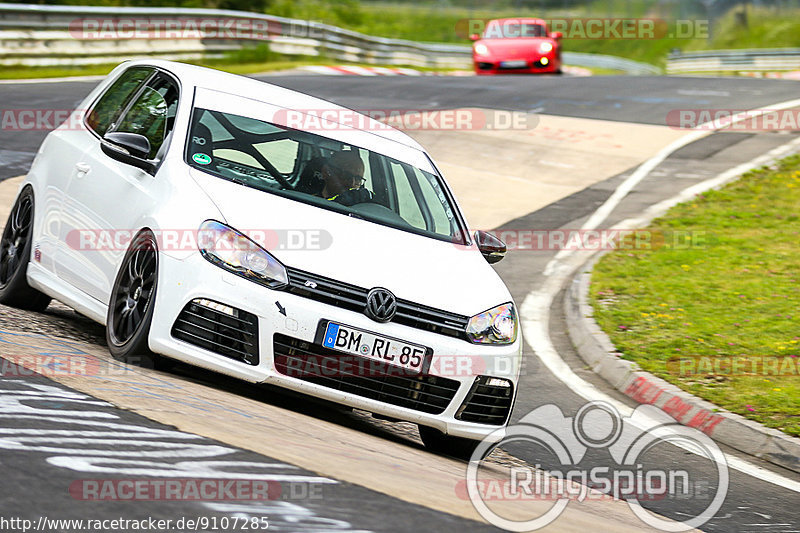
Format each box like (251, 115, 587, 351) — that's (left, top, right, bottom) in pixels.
(667, 48, 800, 73)
(563, 51, 660, 75)
(0, 2, 661, 74)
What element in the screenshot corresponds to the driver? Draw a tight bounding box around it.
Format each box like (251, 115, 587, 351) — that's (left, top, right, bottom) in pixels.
(320, 150, 372, 206)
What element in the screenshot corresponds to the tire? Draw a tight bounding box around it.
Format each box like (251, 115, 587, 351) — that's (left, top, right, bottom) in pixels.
(0, 187, 51, 311)
(418, 425, 491, 461)
(106, 230, 160, 367)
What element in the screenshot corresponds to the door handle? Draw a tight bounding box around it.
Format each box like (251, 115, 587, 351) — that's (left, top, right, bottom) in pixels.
(75, 162, 91, 176)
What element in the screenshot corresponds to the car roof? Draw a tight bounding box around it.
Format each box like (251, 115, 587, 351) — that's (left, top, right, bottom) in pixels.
(121, 59, 426, 153)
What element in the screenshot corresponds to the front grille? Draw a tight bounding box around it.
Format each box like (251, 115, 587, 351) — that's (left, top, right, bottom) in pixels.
(286, 267, 368, 311)
(455, 376, 514, 425)
(171, 299, 259, 365)
(273, 333, 461, 414)
(477, 62, 494, 70)
(285, 266, 469, 340)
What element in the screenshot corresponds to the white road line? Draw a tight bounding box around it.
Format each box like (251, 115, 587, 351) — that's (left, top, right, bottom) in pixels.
(523, 98, 800, 493)
(578, 98, 800, 234)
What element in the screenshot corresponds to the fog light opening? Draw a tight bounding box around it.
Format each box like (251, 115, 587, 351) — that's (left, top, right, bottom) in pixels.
(486, 377, 512, 388)
(193, 298, 237, 317)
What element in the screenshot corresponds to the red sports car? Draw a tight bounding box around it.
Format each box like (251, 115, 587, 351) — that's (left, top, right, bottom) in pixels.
(471, 18, 562, 75)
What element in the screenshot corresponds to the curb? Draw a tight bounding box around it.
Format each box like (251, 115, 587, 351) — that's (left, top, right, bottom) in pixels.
(565, 252, 800, 474)
(297, 65, 591, 77)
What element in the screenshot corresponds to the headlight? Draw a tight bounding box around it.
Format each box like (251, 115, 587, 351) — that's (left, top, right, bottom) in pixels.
(474, 43, 490, 56)
(539, 41, 553, 53)
(466, 303, 517, 344)
(198, 220, 288, 289)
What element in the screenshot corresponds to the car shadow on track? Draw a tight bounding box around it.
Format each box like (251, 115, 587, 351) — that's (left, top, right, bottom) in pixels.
(0, 300, 429, 449)
(0, 299, 523, 465)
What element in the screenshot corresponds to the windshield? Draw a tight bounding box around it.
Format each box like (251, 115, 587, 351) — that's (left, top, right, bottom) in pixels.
(485, 22, 546, 38)
(186, 108, 466, 244)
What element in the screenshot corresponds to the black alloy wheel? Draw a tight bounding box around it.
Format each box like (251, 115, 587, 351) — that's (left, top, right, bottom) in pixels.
(106, 230, 159, 365)
(0, 187, 51, 311)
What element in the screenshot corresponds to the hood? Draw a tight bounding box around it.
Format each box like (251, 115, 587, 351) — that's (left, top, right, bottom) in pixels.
(480, 37, 552, 56)
(189, 169, 513, 317)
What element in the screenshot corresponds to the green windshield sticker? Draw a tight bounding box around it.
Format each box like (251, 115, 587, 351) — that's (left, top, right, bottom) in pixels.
(192, 153, 211, 165)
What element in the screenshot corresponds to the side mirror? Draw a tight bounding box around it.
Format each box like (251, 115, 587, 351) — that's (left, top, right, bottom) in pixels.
(475, 230, 506, 264)
(550, 31, 563, 40)
(469, 33, 480, 41)
(101, 132, 156, 174)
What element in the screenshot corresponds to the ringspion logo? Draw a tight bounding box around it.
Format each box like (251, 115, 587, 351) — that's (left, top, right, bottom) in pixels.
(464, 401, 728, 531)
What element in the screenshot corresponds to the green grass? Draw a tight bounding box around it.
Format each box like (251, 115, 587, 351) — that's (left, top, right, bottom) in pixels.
(590, 155, 800, 437)
(579, 66, 628, 76)
(0, 64, 119, 80)
(708, 7, 800, 50)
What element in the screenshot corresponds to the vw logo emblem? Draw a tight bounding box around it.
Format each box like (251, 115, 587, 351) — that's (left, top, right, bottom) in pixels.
(365, 288, 397, 323)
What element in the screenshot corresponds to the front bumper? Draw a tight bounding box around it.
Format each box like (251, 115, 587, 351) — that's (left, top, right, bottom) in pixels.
(149, 251, 522, 441)
(474, 52, 560, 74)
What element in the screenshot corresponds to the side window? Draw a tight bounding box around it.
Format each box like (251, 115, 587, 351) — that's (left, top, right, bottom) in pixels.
(414, 167, 454, 235)
(389, 161, 425, 229)
(114, 74, 179, 159)
(86, 67, 152, 136)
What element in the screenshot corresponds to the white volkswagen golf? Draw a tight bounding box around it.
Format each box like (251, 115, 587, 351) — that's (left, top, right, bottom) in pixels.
(0, 60, 521, 456)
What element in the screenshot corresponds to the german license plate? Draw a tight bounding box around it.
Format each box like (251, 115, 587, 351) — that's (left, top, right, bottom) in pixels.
(500, 60, 527, 68)
(322, 322, 427, 373)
